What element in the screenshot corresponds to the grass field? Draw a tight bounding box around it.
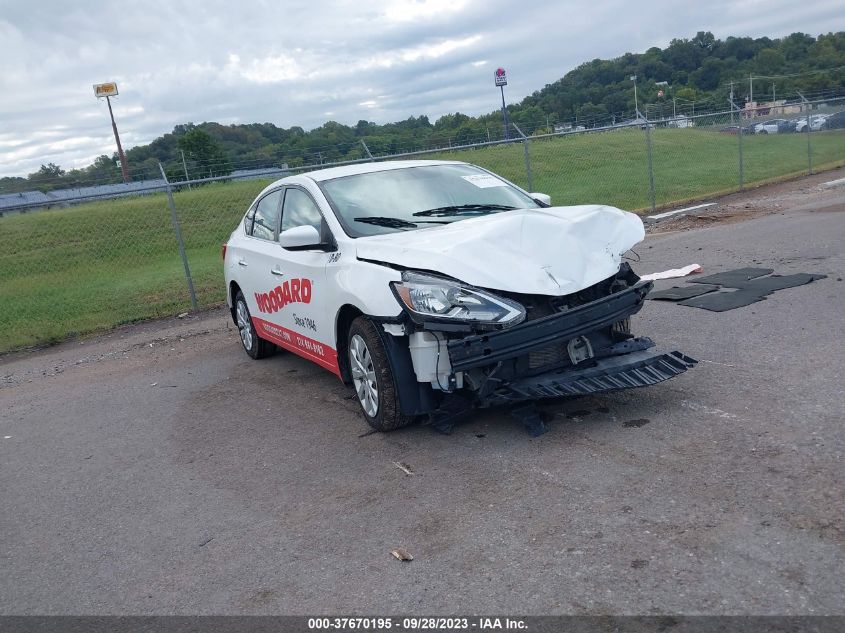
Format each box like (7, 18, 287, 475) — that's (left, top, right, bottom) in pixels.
(2, 127, 844, 352)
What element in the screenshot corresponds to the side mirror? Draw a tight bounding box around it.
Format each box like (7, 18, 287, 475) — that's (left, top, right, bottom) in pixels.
(279, 225, 322, 250)
(530, 192, 552, 206)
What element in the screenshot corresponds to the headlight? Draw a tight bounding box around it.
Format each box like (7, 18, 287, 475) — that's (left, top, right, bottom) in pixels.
(391, 271, 525, 327)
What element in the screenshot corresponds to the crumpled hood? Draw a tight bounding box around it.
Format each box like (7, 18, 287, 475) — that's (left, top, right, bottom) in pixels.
(355, 205, 645, 295)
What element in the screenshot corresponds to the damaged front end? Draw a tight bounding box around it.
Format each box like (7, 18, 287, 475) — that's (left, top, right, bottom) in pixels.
(389, 263, 696, 412)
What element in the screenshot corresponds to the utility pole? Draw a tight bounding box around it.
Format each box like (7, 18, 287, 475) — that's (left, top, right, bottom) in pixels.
(94, 83, 130, 182)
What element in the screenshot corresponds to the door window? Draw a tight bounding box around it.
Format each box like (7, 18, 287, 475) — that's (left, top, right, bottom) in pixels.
(251, 189, 283, 240)
(281, 188, 323, 233)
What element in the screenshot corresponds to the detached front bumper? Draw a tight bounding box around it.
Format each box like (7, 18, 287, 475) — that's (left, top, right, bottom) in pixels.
(445, 282, 696, 405)
(480, 350, 696, 406)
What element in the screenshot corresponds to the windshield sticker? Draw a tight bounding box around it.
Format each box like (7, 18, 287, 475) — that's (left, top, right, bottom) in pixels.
(462, 174, 508, 188)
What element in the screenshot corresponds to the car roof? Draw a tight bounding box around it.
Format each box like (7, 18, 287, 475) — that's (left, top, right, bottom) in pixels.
(301, 159, 467, 182)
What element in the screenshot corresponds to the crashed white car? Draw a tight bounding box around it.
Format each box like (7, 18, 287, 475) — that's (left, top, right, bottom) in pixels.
(223, 160, 695, 431)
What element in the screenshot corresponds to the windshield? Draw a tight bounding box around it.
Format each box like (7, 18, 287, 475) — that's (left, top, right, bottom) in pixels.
(318, 164, 541, 237)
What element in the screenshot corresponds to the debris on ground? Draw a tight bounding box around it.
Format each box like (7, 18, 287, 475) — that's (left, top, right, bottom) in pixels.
(390, 548, 414, 561)
(648, 267, 827, 312)
(391, 461, 415, 476)
(639, 264, 702, 281)
(511, 404, 549, 437)
(648, 284, 720, 301)
(177, 312, 189, 319)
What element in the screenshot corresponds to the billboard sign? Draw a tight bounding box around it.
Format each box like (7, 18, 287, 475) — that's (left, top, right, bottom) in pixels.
(93, 82, 119, 98)
(494, 68, 507, 87)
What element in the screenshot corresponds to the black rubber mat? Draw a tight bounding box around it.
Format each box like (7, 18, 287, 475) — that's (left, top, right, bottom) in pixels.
(689, 267, 774, 287)
(659, 268, 825, 312)
(739, 273, 827, 293)
(647, 284, 721, 301)
(678, 289, 767, 312)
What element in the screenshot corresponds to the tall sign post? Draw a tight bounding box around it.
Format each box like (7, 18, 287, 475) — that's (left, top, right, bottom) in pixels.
(93, 82, 130, 183)
(630, 75, 640, 118)
(495, 68, 510, 140)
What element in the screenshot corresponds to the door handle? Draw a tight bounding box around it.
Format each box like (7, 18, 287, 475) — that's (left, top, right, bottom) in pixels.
(270, 268, 285, 276)
(237, 258, 248, 267)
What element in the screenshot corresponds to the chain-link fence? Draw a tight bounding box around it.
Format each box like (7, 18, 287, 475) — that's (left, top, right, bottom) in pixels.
(2, 95, 844, 352)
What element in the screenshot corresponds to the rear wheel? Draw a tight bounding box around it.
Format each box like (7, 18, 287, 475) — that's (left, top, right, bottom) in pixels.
(348, 317, 414, 431)
(234, 291, 275, 359)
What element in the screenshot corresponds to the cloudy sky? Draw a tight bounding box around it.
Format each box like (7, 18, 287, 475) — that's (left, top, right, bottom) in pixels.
(0, 0, 842, 177)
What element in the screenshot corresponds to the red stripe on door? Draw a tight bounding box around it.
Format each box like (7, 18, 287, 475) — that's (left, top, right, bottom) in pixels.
(251, 316, 341, 377)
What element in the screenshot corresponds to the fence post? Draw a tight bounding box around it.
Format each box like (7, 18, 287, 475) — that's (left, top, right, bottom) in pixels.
(731, 98, 744, 190)
(512, 123, 533, 192)
(806, 112, 813, 175)
(738, 122, 745, 190)
(158, 163, 198, 310)
(643, 119, 656, 214)
(180, 150, 191, 190)
(800, 95, 813, 175)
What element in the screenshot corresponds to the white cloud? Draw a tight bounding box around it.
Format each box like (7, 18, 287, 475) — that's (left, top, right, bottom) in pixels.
(0, 0, 843, 176)
(225, 53, 303, 84)
(383, 0, 470, 23)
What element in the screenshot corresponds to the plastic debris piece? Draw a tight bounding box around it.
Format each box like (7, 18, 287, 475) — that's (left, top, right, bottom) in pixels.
(739, 273, 826, 293)
(639, 264, 703, 281)
(391, 461, 414, 476)
(648, 284, 720, 301)
(689, 267, 773, 287)
(391, 548, 414, 561)
(177, 312, 189, 318)
(679, 289, 767, 312)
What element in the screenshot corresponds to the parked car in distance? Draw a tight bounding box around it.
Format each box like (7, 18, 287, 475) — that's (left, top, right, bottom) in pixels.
(666, 116, 693, 129)
(794, 114, 828, 132)
(822, 111, 845, 130)
(222, 160, 696, 431)
(753, 119, 788, 134)
(719, 124, 756, 135)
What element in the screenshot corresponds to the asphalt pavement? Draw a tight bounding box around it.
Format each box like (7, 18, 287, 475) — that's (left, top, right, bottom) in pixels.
(1, 181, 844, 615)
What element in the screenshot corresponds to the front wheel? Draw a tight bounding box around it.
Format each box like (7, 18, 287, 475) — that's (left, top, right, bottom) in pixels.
(347, 317, 414, 431)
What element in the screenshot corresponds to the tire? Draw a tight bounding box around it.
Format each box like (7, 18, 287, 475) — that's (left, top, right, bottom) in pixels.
(347, 316, 414, 431)
(759, 129, 768, 135)
(234, 291, 275, 359)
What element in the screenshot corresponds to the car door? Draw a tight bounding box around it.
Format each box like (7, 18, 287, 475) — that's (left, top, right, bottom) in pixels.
(251, 186, 339, 375)
(235, 186, 284, 315)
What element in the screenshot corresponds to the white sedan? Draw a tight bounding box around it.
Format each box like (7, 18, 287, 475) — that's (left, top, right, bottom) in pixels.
(223, 160, 695, 431)
(795, 114, 828, 132)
